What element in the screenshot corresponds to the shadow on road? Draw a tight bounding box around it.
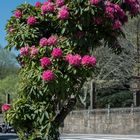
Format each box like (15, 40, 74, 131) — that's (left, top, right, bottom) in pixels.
(0, 134, 18, 140)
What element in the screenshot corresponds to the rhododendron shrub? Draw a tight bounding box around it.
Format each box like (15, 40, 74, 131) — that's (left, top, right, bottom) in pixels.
(5, 0, 139, 139)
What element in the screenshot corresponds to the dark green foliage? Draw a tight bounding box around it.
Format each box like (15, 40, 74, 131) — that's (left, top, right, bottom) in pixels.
(96, 86, 133, 108)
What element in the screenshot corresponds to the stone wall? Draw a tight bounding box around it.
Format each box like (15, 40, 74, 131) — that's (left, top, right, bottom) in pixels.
(62, 107, 140, 134)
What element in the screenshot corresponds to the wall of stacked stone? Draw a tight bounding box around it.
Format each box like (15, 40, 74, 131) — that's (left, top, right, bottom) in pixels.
(62, 107, 140, 134)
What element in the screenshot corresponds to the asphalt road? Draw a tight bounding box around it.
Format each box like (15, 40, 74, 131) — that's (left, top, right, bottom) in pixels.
(1, 133, 140, 140)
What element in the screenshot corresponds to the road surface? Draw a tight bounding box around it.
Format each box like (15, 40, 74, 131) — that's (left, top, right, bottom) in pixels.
(1, 133, 140, 140)
(61, 134, 140, 140)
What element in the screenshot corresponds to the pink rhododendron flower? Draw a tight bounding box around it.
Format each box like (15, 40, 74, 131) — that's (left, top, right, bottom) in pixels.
(8, 27, 15, 33)
(2, 104, 11, 112)
(52, 48, 63, 58)
(56, 0, 64, 7)
(27, 16, 37, 25)
(105, 6, 114, 19)
(40, 57, 52, 68)
(125, 0, 138, 5)
(105, 1, 112, 6)
(113, 20, 122, 29)
(14, 10, 22, 18)
(90, 0, 100, 5)
(130, 4, 140, 15)
(41, 2, 55, 14)
(65, 54, 73, 61)
(35, 1, 41, 8)
(82, 55, 96, 66)
(47, 35, 58, 46)
(42, 70, 55, 81)
(39, 37, 48, 47)
(20, 46, 29, 56)
(30, 46, 38, 56)
(58, 6, 69, 20)
(125, 0, 140, 15)
(66, 54, 81, 66)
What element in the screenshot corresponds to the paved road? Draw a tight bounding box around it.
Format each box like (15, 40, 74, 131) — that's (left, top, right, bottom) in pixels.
(61, 134, 140, 140)
(1, 133, 140, 140)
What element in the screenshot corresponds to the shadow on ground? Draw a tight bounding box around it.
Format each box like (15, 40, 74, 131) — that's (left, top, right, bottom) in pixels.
(0, 134, 18, 140)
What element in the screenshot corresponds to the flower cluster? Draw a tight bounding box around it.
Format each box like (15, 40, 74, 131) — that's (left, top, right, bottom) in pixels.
(66, 54, 82, 66)
(20, 46, 29, 57)
(56, 0, 65, 7)
(14, 10, 22, 18)
(47, 36, 58, 46)
(40, 57, 52, 68)
(58, 6, 69, 20)
(39, 36, 58, 47)
(90, 0, 100, 5)
(35, 1, 41, 8)
(124, 0, 139, 15)
(51, 48, 63, 58)
(66, 54, 96, 67)
(41, 2, 55, 14)
(27, 16, 37, 25)
(20, 46, 38, 57)
(2, 104, 11, 112)
(39, 38, 48, 47)
(42, 70, 55, 81)
(30, 46, 39, 57)
(82, 55, 96, 66)
(104, 2, 128, 29)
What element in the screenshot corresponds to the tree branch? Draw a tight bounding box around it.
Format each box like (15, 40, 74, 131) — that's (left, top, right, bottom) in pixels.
(54, 96, 76, 126)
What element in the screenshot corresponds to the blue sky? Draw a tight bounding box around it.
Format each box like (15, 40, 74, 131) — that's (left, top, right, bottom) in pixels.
(0, 0, 45, 50)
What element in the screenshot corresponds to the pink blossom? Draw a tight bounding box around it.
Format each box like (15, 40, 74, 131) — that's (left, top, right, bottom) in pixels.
(105, 6, 114, 19)
(27, 16, 37, 25)
(41, 2, 55, 14)
(58, 6, 69, 20)
(8, 27, 15, 33)
(113, 20, 122, 29)
(39, 37, 48, 47)
(125, 0, 137, 5)
(90, 0, 100, 5)
(52, 48, 63, 58)
(14, 10, 22, 18)
(35, 1, 41, 8)
(42, 70, 55, 81)
(125, 0, 140, 15)
(65, 54, 73, 61)
(114, 4, 122, 12)
(20, 46, 29, 56)
(47, 35, 58, 46)
(56, 0, 64, 7)
(2, 104, 11, 112)
(82, 55, 96, 66)
(40, 57, 52, 68)
(30, 46, 38, 56)
(113, 4, 126, 20)
(130, 4, 140, 15)
(105, 1, 112, 6)
(66, 54, 81, 66)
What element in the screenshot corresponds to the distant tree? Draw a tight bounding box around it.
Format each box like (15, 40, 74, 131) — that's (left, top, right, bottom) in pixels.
(0, 46, 18, 79)
(78, 43, 135, 108)
(0, 46, 19, 110)
(0, 75, 19, 112)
